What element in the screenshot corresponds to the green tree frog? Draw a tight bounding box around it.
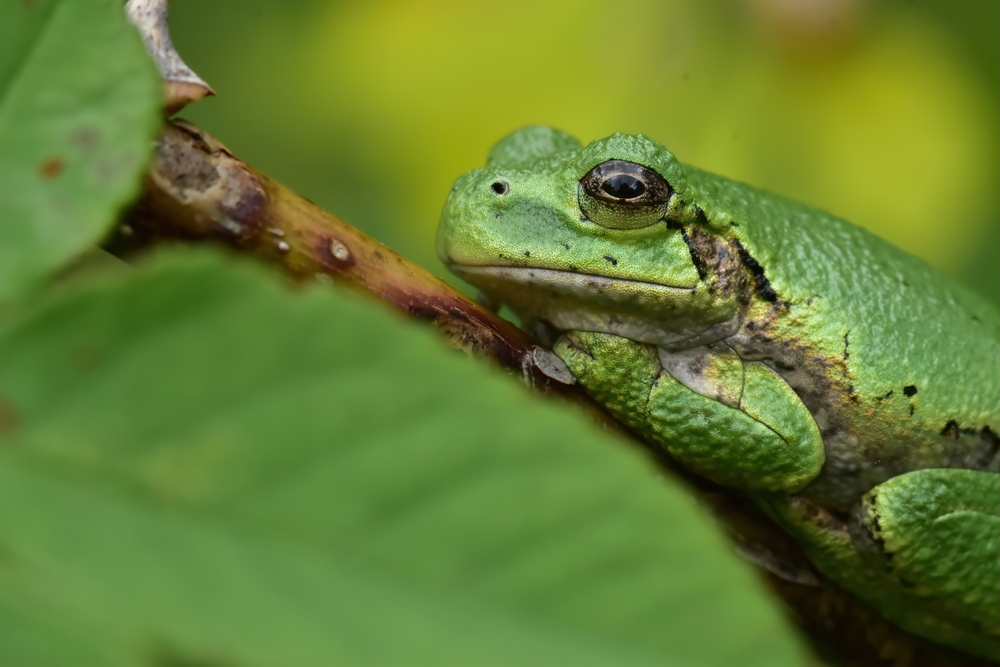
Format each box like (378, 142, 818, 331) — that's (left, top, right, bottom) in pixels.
(437, 127, 1000, 660)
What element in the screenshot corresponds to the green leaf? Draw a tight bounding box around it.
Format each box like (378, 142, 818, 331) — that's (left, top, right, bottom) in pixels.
(0, 0, 162, 301)
(0, 251, 808, 666)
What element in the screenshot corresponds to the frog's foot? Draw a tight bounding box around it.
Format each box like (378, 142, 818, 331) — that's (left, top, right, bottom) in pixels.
(850, 468, 1000, 648)
(554, 330, 662, 423)
(554, 331, 824, 492)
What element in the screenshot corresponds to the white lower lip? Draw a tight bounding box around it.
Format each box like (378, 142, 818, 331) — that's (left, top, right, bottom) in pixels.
(449, 264, 733, 349)
(451, 265, 695, 293)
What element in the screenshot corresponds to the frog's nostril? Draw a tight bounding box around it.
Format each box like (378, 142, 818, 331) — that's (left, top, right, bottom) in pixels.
(491, 181, 509, 195)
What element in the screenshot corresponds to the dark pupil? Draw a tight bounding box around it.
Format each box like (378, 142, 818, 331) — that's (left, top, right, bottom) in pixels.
(601, 174, 646, 199)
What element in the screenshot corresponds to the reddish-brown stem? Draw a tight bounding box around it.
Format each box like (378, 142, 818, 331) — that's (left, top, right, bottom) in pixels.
(118, 122, 572, 385)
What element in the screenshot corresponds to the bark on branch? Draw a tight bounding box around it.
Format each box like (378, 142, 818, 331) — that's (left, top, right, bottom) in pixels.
(116, 120, 595, 404)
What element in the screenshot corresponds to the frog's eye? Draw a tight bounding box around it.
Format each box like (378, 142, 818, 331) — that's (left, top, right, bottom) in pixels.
(602, 174, 645, 199)
(579, 160, 673, 229)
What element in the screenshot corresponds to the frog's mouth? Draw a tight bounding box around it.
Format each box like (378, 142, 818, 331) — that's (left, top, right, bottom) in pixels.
(451, 265, 695, 296)
(450, 264, 733, 346)
(448, 264, 736, 348)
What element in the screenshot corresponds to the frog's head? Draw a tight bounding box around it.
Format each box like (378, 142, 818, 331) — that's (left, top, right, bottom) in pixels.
(437, 127, 747, 348)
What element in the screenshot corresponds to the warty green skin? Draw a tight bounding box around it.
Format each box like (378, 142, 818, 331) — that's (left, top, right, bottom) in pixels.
(436, 127, 1000, 659)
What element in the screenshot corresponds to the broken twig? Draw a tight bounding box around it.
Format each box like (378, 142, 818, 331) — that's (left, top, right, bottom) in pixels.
(125, 0, 214, 114)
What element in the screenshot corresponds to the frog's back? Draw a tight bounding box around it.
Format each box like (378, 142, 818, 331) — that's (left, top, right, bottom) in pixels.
(684, 165, 999, 505)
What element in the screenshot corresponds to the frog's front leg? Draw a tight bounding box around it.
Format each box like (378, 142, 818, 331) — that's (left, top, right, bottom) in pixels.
(554, 331, 824, 492)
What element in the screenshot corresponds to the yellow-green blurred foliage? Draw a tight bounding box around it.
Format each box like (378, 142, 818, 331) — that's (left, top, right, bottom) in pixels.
(171, 0, 998, 301)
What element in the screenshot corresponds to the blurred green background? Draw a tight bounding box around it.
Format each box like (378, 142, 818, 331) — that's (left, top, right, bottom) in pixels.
(170, 0, 998, 302)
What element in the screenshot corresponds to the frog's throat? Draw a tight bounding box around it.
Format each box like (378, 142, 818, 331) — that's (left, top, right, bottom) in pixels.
(450, 264, 740, 349)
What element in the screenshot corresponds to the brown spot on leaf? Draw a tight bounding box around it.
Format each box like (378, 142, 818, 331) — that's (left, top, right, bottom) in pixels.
(71, 126, 100, 151)
(0, 396, 20, 438)
(74, 345, 101, 372)
(39, 158, 64, 179)
(146, 639, 236, 667)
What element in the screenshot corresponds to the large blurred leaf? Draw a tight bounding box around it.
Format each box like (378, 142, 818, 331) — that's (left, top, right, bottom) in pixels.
(0, 0, 161, 301)
(0, 251, 807, 665)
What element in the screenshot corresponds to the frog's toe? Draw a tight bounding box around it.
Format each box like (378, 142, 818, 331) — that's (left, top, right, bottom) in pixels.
(554, 330, 598, 361)
(552, 331, 661, 417)
(554, 331, 658, 376)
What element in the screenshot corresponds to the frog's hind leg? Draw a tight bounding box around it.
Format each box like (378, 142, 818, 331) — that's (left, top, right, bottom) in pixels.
(849, 468, 1000, 649)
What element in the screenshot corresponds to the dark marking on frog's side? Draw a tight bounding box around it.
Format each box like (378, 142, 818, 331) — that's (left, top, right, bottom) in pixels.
(730, 321, 877, 511)
(909, 405, 915, 416)
(682, 228, 746, 299)
(680, 230, 708, 280)
(561, 243, 570, 250)
(941, 420, 962, 439)
(851, 494, 899, 575)
(939, 419, 987, 438)
(494, 211, 502, 219)
(806, 294, 821, 306)
(903, 385, 918, 397)
(982, 427, 1000, 462)
(732, 239, 778, 303)
(942, 423, 1000, 468)
(842, 332, 850, 360)
(523, 251, 530, 257)
(869, 504, 881, 540)
(603, 255, 618, 266)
